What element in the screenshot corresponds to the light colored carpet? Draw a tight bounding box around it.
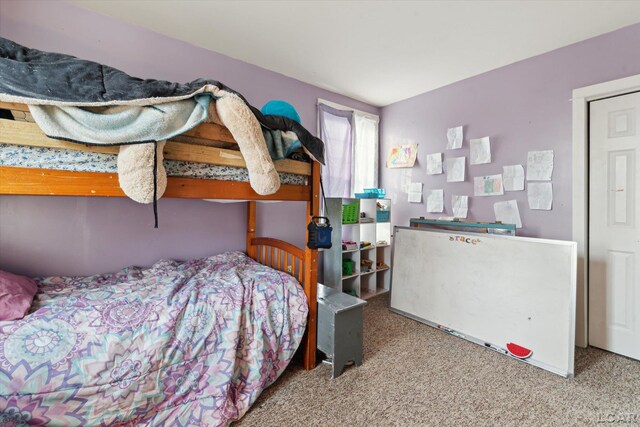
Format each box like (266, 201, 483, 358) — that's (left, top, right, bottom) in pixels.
(237, 294, 640, 426)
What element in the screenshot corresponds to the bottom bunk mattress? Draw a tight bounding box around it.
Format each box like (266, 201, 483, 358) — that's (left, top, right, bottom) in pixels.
(0, 252, 308, 426)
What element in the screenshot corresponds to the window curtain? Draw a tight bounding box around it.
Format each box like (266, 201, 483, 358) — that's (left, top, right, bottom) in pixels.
(319, 103, 353, 198)
(352, 113, 379, 194)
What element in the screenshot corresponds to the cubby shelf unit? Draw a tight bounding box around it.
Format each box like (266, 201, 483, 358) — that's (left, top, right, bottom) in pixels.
(324, 197, 392, 299)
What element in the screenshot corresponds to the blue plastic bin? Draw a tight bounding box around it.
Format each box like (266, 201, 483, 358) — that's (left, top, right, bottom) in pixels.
(364, 188, 386, 198)
(376, 210, 390, 222)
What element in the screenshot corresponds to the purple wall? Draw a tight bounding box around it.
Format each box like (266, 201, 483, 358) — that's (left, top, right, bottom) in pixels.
(0, 0, 379, 276)
(2, 2, 638, 276)
(381, 23, 640, 240)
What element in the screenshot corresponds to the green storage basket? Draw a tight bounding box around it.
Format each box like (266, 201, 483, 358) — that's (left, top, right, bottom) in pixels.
(342, 202, 359, 224)
(342, 259, 355, 276)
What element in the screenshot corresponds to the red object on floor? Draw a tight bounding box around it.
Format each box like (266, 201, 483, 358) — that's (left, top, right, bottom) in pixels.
(506, 342, 532, 359)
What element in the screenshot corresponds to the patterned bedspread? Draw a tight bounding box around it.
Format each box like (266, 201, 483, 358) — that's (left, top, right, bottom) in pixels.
(0, 252, 308, 426)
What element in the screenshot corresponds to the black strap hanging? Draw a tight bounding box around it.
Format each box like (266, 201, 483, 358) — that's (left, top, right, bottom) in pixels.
(309, 164, 329, 217)
(153, 142, 159, 228)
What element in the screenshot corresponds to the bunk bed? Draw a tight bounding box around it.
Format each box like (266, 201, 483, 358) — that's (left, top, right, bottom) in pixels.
(0, 100, 320, 425)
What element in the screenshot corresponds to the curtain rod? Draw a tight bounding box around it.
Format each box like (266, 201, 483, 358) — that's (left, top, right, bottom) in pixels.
(317, 98, 379, 121)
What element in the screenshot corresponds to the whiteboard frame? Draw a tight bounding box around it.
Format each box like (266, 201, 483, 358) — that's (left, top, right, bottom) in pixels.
(390, 226, 577, 377)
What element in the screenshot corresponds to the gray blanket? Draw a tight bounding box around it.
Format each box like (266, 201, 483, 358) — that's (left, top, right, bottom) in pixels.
(0, 37, 324, 164)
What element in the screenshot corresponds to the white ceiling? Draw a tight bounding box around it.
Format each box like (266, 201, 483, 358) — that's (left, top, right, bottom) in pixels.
(71, 1, 640, 107)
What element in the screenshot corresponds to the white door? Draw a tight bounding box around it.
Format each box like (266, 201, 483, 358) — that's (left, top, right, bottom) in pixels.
(589, 91, 640, 360)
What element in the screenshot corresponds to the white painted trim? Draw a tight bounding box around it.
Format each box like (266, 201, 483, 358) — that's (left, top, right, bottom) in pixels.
(572, 73, 640, 348)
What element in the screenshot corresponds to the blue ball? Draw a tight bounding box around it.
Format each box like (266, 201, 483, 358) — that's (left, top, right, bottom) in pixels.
(261, 100, 302, 124)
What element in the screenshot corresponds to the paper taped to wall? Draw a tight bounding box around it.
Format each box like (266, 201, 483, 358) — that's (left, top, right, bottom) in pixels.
(528, 182, 553, 210)
(408, 192, 422, 203)
(408, 182, 423, 203)
(400, 168, 413, 193)
(474, 174, 504, 196)
(526, 150, 553, 181)
(470, 137, 491, 165)
(446, 126, 463, 150)
(426, 189, 444, 213)
(446, 156, 466, 182)
(494, 200, 522, 228)
(503, 165, 525, 191)
(426, 152, 443, 175)
(387, 144, 418, 168)
(452, 195, 468, 218)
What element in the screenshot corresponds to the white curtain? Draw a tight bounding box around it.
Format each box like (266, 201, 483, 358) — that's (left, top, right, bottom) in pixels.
(352, 113, 379, 194)
(319, 104, 353, 198)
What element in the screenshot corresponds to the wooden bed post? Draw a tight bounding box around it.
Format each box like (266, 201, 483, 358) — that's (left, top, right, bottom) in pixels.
(246, 201, 257, 259)
(303, 161, 320, 370)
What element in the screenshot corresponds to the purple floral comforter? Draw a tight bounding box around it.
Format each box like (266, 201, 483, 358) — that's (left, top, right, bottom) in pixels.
(0, 252, 308, 426)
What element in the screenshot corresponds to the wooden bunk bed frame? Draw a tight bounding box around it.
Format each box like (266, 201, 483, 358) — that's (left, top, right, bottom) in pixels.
(0, 101, 320, 370)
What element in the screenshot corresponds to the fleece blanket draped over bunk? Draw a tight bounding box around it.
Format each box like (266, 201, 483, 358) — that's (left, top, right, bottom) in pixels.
(0, 37, 325, 202)
(0, 252, 308, 426)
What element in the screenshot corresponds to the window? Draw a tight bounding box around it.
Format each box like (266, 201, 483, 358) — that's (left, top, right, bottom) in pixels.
(318, 99, 379, 197)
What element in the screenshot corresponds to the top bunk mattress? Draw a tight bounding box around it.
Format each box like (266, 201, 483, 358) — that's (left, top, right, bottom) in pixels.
(0, 143, 307, 186)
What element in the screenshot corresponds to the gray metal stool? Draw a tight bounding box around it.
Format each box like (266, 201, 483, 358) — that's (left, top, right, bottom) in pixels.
(317, 283, 367, 378)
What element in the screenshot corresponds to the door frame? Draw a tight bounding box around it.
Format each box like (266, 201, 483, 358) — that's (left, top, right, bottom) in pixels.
(572, 73, 640, 347)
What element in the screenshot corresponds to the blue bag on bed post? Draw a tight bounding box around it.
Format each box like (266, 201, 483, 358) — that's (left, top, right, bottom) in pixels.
(307, 216, 332, 249)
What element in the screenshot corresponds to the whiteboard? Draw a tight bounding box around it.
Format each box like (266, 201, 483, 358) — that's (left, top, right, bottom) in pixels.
(390, 227, 577, 377)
